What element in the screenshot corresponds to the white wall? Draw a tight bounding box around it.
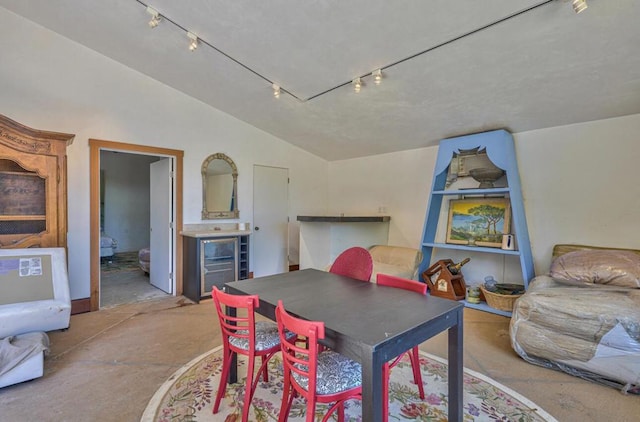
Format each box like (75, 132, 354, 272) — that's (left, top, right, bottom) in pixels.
(328, 147, 437, 247)
(3, 7, 638, 298)
(101, 151, 159, 253)
(0, 9, 328, 299)
(515, 115, 640, 272)
(328, 113, 640, 280)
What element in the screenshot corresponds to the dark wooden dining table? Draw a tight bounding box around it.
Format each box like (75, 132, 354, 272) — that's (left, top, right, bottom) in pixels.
(225, 268, 464, 422)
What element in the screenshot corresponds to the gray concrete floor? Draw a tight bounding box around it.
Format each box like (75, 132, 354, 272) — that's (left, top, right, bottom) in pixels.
(100, 269, 168, 309)
(0, 296, 638, 421)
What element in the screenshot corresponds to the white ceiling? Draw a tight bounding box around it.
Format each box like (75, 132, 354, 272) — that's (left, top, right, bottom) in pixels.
(1, 0, 639, 160)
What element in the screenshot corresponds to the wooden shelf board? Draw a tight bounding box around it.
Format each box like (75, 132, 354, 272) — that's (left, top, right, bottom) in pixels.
(0, 215, 46, 221)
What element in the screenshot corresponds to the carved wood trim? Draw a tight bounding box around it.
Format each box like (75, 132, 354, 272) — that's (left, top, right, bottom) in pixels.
(0, 114, 73, 154)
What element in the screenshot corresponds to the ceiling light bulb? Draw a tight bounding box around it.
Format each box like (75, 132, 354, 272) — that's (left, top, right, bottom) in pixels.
(572, 0, 587, 13)
(187, 32, 198, 51)
(146, 7, 161, 28)
(372, 69, 382, 85)
(272, 84, 280, 98)
(352, 77, 362, 93)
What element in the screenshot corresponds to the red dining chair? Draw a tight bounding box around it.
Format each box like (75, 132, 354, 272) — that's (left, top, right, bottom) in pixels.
(376, 273, 426, 420)
(276, 300, 362, 422)
(329, 246, 373, 282)
(211, 287, 293, 422)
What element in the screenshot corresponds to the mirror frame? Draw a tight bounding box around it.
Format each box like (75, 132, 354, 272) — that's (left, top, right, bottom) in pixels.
(201, 153, 239, 219)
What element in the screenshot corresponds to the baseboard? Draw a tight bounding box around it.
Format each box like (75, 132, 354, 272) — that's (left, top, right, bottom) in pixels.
(71, 298, 92, 314)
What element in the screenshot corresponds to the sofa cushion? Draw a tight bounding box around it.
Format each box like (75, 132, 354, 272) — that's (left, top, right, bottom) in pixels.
(368, 245, 422, 282)
(371, 262, 415, 282)
(549, 249, 640, 288)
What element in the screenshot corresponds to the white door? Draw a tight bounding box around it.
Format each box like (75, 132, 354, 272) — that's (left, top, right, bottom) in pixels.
(150, 158, 173, 293)
(253, 165, 289, 277)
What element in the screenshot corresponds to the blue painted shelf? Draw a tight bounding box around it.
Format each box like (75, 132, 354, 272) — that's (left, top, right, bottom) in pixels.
(418, 130, 534, 316)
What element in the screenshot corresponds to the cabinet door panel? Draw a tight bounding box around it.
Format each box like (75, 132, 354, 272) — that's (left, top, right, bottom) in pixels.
(0, 114, 72, 250)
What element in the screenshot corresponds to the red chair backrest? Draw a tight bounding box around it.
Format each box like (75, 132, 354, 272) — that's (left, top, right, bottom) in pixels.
(276, 300, 325, 399)
(329, 246, 373, 282)
(376, 273, 427, 295)
(212, 286, 259, 350)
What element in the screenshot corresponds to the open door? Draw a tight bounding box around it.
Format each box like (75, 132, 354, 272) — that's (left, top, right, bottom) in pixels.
(150, 158, 173, 293)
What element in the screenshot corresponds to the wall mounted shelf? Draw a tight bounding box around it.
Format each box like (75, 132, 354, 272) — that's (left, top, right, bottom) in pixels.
(297, 215, 390, 223)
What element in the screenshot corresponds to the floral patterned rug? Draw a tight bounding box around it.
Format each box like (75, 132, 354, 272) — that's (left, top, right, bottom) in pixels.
(141, 346, 557, 422)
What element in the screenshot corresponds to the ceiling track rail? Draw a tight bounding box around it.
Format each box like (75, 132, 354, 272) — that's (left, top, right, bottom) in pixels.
(135, 0, 556, 103)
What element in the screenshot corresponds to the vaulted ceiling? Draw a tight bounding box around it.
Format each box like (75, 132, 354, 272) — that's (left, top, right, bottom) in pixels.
(1, 0, 639, 160)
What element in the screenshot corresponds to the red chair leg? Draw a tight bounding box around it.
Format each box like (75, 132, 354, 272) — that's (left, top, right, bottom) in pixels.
(409, 347, 425, 399)
(383, 362, 390, 422)
(278, 372, 293, 422)
(241, 355, 255, 422)
(213, 347, 232, 414)
(260, 355, 269, 382)
(307, 397, 318, 422)
(337, 402, 345, 422)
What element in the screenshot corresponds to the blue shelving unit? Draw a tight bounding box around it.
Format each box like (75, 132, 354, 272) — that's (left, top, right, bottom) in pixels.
(418, 130, 534, 316)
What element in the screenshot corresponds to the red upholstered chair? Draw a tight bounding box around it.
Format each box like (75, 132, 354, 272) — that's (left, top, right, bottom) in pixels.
(276, 300, 362, 422)
(211, 287, 293, 422)
(376, 273, 426, 420)
(329, 246, 373, 282)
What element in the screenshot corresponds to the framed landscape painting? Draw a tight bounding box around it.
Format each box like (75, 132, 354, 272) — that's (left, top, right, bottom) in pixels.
(446, 198, 511, 248)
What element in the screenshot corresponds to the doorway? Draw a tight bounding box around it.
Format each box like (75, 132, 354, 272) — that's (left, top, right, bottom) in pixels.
(90, 139, 184, 312)
(253, 165, 289, 277)
(99, 151, 169, 308)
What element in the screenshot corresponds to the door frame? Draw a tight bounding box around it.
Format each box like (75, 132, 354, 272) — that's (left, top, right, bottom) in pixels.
(89, 139, 184, 312)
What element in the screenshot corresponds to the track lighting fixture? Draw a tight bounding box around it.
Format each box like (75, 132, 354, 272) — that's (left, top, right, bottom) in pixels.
(146, 6, 161, 28)
(572, 0, 587, 13)
(352, 77, 362, 93)
(372, 69, 383, 85)
(136, 0, 558, 102)
(187, 32, 198, 51)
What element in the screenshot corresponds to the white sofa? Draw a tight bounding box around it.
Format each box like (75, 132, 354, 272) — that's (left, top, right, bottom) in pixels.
(0, 248, 69, 388)
(368, 245, 423, 282)
(0, 248, 71, 339)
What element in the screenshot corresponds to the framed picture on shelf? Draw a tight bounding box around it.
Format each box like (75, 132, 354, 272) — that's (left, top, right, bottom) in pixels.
(446, 198, 511, 248)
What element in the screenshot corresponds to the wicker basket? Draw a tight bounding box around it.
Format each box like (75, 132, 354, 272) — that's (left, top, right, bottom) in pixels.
(480, 285, 522, 312)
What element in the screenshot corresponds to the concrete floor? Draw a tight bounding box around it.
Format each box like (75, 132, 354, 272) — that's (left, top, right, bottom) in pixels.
(100, 269, 168, 308)
(0, 296, 638, 422)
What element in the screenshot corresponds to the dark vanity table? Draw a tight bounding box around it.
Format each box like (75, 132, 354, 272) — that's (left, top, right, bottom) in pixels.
(182, 227, 250, 303)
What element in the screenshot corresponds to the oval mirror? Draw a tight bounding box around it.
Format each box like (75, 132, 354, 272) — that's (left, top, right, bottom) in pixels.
(201, 153, 239, 219)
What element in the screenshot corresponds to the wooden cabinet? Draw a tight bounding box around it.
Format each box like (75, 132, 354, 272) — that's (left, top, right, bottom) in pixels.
(418, 130, 534, 316)
(182, 234, 250, 303)
(0, 114, 73, 249)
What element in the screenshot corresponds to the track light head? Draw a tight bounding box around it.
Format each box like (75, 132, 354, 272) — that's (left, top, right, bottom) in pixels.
(372, 69, 383, 85)
(352, 77, 362, 93)
(146, 6, 161, 28)
(187, 32, 198, 51)
(572, 0, 587, 13)
(272, 84, 281, 98)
